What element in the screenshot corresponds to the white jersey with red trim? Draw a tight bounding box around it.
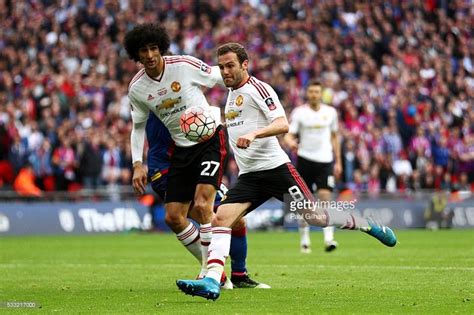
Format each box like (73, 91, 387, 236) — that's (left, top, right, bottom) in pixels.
(224, 76, 290, 175)
(289, 103, 338, 163)
(128, 55, 223, 147)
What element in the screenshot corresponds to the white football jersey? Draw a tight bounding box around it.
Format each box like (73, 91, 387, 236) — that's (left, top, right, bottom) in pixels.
(289, 103, 338, 163)
(224, 76, 290, 175)
(128, 55, 223, 147)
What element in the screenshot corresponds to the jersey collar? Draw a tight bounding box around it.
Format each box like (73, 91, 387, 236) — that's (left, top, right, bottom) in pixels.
(146, 57, 166, 82)
(308, 102, 321, 112)
(231, 76, 250, 91)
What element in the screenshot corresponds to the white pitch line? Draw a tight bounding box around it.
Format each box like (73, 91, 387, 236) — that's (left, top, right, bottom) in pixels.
(0, 263, 473, 272)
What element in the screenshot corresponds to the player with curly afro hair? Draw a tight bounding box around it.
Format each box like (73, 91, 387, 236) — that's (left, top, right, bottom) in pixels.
(124, 23, 170, 62)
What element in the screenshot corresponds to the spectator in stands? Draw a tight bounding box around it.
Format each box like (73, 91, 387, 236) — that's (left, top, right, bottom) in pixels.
(101, 138, 121, 187)
(29, 138, 54, 191)
(367, 164, 381, 197)
(441, 171, 453, 191)
(51, 137, 77, 191)
(409, 169, 423, 192)
(341, 138, 359, 185)
(379, 154, 397, 192)
(13, 163, 42, 197)
(457, 134, 474, 183)
(432, 135, 450, 169)
(411, 146, 430, 175)
(350, 169, 367, 194)
(9, 134, 29, 174)
(0, 123, 15, 189)
(119, 141, 133, 186)
(457, 172, 471, 192)
(77, 133, 103, 190)
(382, 119, 403, 162)
(409, 126, 431, 159)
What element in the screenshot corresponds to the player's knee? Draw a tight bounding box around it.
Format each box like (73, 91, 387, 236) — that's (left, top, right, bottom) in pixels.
(191, 200, 213, 220)
(304, 213, 327, 227)
(165, 211, 186, 230)
(313, 217, 327, 227)
(232, 218, 245, 230)
(211, 211, 228, 227)
(211, 215, 222, 227)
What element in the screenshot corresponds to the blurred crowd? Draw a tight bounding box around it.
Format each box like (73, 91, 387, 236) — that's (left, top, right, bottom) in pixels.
(0, 0, 472, 197)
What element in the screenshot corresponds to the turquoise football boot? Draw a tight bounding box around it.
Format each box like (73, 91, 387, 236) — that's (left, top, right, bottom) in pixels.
(364, 222, 397, 247)
(176, 277, 221, 301)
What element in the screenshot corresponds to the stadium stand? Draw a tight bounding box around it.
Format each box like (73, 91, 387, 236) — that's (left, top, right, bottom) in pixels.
(0, 0, 472, 197)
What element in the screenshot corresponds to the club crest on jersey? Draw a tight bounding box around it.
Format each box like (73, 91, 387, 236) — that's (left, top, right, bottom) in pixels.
(265, 97, 276, 110)
(235, 95, 244, 107)
(147, 94, 155, 101)
(157, 97, 182, 110)
(200, 63, 211, 74)
(225, 109, 241, 120)
(157, 88, 167, 96)
(171, 81, 181, 92)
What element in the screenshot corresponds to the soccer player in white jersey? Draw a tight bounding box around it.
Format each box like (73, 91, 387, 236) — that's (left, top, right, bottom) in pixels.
(124, 24, 227, 280)
(285, 81, 341, 253)
(176, 43, 397, 301)
(124, 24, 268, 289)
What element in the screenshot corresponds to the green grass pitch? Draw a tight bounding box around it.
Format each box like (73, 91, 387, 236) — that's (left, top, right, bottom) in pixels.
(1, 230, 473, 314)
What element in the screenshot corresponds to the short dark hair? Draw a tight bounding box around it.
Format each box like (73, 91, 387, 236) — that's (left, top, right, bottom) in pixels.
(217, 42, 248, 64)
(308, 80, 322, 88)
(124, 23, 170, 62)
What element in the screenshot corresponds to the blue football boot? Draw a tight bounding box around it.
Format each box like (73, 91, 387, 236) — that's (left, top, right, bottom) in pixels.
(176, 277, 221, 301)
(364, 222, 397, 247)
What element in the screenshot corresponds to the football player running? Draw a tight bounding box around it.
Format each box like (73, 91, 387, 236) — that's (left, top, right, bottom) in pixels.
(176, 43, 397, 301)
(284, 81, 342, 253)
(125, 23, 226, 280)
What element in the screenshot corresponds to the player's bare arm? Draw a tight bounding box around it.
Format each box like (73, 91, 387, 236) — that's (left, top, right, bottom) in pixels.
(237, 116, 289, 149)
(331, 131, 342, 178)
(283, 133, 298, 151)
(130, 120, 148, 194)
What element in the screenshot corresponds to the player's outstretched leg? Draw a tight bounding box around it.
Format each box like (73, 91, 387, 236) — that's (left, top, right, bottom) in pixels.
(176, 277, 220, 301)
(301, 207, 397, 247)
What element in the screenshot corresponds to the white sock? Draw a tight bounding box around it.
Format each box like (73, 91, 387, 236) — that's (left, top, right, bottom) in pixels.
(299, 220, 311, 247)
(199, 223, 212, 277)
(323, 226, 335, 243)
(176, 223, 204, 275)
(326, 208, 369, 230)
(206, 227, 232, 283)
